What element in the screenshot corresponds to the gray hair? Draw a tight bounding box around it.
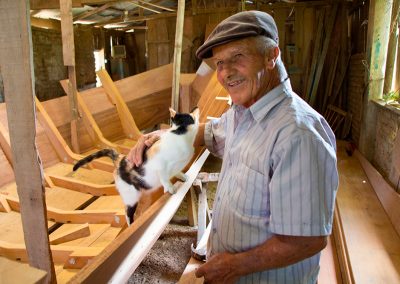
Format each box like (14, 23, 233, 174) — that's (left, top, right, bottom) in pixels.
(253, 36, 288, 81)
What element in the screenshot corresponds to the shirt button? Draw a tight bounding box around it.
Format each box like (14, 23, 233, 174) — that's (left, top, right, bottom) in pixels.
(213, 228, 217, 233)
(217, 197, 220, 201)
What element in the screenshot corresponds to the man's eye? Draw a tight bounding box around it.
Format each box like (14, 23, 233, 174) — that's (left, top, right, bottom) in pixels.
(216, 61, 223, 66)
(234, 53, 243, 58)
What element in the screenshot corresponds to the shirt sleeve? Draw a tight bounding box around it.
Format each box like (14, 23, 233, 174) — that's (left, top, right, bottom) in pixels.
(269, 135, 338, 236)
(204, 112, 228, 159)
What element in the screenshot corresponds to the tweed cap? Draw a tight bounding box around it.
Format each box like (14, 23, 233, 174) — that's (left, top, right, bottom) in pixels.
(196, 10, 279, 59)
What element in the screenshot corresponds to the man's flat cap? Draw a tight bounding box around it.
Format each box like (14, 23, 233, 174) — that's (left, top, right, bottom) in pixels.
(196, 10, 279, 59)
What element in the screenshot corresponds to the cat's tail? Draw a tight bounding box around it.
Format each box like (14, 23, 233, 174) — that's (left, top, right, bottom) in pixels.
(73, 149, 120, 171)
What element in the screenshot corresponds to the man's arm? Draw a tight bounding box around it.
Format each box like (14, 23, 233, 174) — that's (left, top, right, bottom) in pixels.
(127, 123, 206, 166)
(195, 234, 327, 283)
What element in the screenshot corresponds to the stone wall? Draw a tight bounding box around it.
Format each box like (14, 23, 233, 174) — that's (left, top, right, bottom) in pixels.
(373, 103, 400, 189)
(347, 53, 366, 145)
(31, 25, 96, 101)
(32, 26, 67, 101)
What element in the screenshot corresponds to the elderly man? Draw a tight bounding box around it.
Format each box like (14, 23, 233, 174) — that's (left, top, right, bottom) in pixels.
(129, 10, 338, 284)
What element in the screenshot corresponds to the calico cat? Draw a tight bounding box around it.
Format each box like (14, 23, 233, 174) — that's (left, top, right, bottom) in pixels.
(73, 107, 200, 226)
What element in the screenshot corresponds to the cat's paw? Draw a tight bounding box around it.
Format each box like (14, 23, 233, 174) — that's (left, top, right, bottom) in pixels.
(175, 172, 187, 182)
(165, 184, 178, 194)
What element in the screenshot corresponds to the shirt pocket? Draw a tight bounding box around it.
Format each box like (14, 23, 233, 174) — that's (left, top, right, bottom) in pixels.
(232, 162, 269, 217)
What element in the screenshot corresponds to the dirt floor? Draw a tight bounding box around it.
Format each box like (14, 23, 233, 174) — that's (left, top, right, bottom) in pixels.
(127, 155, 221, 283)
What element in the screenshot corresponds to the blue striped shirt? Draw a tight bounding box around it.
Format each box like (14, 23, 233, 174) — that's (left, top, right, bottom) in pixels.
(204, 79, 338, 283)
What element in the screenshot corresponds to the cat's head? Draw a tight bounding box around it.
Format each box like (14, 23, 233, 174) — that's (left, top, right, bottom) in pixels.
(169, 107, 200, 132)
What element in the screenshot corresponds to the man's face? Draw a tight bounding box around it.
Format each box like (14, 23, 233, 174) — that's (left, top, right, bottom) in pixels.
(212, 38, 270, 108)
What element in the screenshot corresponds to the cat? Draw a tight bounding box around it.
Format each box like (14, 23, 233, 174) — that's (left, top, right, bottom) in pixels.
(72, 107, 200, 226)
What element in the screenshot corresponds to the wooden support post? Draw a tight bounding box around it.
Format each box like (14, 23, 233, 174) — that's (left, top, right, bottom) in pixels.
(171, 0, 185, 110)
(383, 0, 400, 94)
(359, 0, 393, 159)
(0, 1, 56, 282)
(186, 187, 198, 226)
(197, 183, 207, 244)
(60, 0, 80, 153)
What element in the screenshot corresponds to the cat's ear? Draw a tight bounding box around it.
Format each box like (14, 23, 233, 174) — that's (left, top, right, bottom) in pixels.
(169, 107, 177, 118)
(191, 107, 200, 121)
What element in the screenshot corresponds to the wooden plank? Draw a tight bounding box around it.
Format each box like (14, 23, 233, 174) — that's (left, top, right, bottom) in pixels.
(186, 187, 198, 226)
(60, 0, 75, 66)
(30, 0, 82, 9)
(178, 257, 204, 284)
(0, 1, 56, 282)
(50, 223, 90, 245)
(355, 150, 400, 236)
(304, 9, 324, 102)
(335, 141, 400, 283)
(0, 257, 47, 284)
(0, 195, 11, 213)
(49, 175, 118, 196)
(4, 195, 125, 227)
(96, 69, 141, 140)
(69, 150, 210, 283)
(308, 4, 338, 107)
(171, 0, 186, 110)
(0, 240, 102, 265)
(332, 202, 354, 284)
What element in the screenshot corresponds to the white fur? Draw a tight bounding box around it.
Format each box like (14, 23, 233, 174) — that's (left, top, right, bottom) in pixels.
(117, 109, 199, 220)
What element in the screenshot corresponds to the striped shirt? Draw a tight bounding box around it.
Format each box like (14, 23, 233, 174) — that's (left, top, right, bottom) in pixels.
(204, 79, 338, 283)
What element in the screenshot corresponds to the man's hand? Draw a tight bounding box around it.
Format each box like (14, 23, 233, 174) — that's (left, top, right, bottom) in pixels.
(195, 252, 240, 284)
(127, 130, 164, 166)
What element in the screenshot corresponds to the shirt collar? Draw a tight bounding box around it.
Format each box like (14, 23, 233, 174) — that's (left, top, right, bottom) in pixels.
(248, 78, 292, 123)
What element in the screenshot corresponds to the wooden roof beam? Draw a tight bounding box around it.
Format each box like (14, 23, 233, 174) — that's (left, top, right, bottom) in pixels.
(138, 0, 175, 12)
(73, 3, 114, 22)
(129, 1, 161, 14)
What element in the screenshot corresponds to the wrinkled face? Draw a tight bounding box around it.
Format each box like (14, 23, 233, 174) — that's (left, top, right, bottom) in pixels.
(212, 38, 270, 108)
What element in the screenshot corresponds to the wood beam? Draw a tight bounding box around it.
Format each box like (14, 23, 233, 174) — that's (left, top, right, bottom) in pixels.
(60, 0, 80, 153)
(171, 0, 185, 110)
(0, 1, 56, 282)
(138, 0, 175, 12)
(383, 0, 400, 94)
(97, 12, 176, 26)
(96, 69, 142, 140)
(4, 194, 126, 227)
(359, 0, 393, 159)
(30, 16, 61, 31)
(130, 1, 161, 14)
(73, 3, 113, 22)
(30, 0, 81, 9)
(49, 223, 90, 245)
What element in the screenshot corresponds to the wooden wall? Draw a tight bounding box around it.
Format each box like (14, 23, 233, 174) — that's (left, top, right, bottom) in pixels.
(144, 2, 337, 98)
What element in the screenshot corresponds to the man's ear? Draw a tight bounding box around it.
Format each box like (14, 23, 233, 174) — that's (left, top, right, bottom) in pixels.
(264, 46, 280, 70)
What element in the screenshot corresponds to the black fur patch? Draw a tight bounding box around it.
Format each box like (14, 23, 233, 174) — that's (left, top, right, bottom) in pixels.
(126, 203, 138, 225)
(171, 113, 195, 135)
(73, 149, 119, 171)
(119, 158, 151, 190)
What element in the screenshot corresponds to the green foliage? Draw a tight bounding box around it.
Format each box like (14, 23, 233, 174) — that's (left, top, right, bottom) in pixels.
(383, 89, 400, 104)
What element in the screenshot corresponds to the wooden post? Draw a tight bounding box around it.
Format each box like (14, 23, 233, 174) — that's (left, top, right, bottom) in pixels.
(383, 0, 400, 94)
(171, 0, 185, 110)
(0, 1, 56, 283)
(60, 0, 80, 153)
(359, 0, 393, 159)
